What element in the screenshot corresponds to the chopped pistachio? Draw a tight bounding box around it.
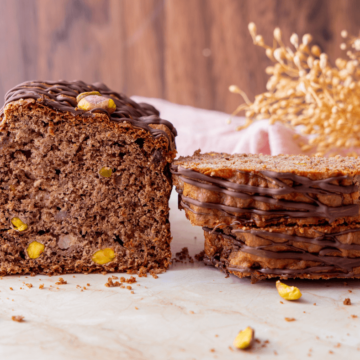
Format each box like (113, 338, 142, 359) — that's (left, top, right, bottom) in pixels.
(99, 167, 112, 178)
(276, 280, 302, 300)
(11, 217, 28, 232)
(233, 327, 255, 350)
(92, 248, 115, 265)
(27, 241, 45, 259)
(76, 91, 101, 103)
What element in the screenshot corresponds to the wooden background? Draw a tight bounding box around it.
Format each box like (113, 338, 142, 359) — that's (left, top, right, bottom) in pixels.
(0, 0, 359, 113)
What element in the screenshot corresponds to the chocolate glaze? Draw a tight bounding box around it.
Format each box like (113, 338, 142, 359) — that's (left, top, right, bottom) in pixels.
(171, 166, 360, 223)
(1, 80, 177, 145)
(203, 227, 360, 277)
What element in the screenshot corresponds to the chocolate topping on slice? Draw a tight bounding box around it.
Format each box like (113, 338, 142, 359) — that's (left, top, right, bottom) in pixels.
(2, 80, 177, 144)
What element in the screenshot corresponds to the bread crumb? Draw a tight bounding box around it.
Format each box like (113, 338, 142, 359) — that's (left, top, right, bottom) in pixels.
(335, 343, 341, 348)
(313, 303, 316, 306)
(135, 307, 138, 310)
(229, 346, 234, 352)
(104, 278, 121, 287)
(280, 301, 283, 304)
(55, 278, 67, 285)
(348, 290, 352, 293)
(125, 276, 136, 284)
(351, 315, 358, 319)
(127, 286, 132, 290)
(39, 284, 44, 289)
(12, 315, 24, 322)
(131, 291, 134, 294)
(344, 298, 351, 305)
(210, 349, 215, 353)
(329, 350, 334, 354)
(87, 283, 90, 286)
(9, 287, 13, 291)
(285, 317, 296, 322)
(195, 250, 205, 262)
(25, 283, 33, 289)
(189, 311, 194, 314)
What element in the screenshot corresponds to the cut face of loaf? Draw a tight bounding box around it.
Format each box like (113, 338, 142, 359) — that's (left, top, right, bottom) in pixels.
(0, 80, 177, 276)
(171, 151, 360, 227)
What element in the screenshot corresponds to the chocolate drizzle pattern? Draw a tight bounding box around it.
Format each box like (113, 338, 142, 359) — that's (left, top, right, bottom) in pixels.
(203, 226, 360, 277)
(1, 80, 177, 145)
(171, 166, 360, 223)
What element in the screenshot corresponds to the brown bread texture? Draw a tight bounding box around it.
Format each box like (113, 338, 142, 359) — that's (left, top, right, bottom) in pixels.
(172, 151, 360, 280)
(0, 80, 177, 276)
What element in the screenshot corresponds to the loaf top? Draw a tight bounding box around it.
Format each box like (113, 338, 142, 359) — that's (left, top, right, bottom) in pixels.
(1, 80, 177, 142)
(172, 151, 360, 178)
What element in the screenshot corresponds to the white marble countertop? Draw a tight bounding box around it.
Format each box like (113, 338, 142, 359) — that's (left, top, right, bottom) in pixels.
(1, 191, 359, 360)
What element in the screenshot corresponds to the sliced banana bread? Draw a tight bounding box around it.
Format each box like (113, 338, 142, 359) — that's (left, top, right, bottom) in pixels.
(203, 224, 360, 281)
(171, 151, 360, 228)
(0, 80, 177, 276)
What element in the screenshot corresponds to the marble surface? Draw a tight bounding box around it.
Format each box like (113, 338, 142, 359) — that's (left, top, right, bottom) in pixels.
(1, 191, 360, 360)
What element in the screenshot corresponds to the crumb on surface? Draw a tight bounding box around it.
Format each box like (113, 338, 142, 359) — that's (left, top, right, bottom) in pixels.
(195, 250, 205, 262)
(285, 317, 296, 322)
(344, 298, 351, 305)
(12, 315, 24, 322)
(25, 283, 33, 289)
(351, 315, 358, 319)
(348, 290, 352, 293)
(104, 278, 121, 287)
(210, 349, 215, 353)
(39, 284, 44, 289)
(229, 346, 234, 352)
(280, 301, 283, 304)
(55, 278, 67, 285)
(9, 287, 13, 291)
(131, 290, 134, 294)
(127, 286, 132, 290)
(135, 307, 138, 310)
(172, 247, 194, 264)
(313, 303, 316, 306)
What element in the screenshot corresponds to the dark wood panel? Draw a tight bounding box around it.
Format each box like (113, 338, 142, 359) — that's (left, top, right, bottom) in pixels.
(0, 0, 359, 113)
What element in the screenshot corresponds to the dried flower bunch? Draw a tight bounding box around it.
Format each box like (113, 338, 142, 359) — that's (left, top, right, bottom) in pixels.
(230, 23, 360, 156)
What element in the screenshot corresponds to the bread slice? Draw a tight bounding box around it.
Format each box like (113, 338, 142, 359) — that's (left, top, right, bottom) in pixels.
(0, 80, 177, 276)
(171, 151, 360, 227)
(203, 224, 360, 281)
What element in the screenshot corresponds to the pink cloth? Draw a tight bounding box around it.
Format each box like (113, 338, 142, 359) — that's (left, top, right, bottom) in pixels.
(132, 96, 303, 157)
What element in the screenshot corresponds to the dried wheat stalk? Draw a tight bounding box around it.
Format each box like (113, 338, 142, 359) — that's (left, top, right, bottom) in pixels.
(230, 23, 360, 157)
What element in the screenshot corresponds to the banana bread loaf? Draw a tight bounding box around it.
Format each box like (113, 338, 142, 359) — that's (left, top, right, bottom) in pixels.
(0, 80, 177, 276)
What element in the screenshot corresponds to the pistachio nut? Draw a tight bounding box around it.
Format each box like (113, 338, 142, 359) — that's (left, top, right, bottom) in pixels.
(27, 241, 45, 259)
(99, 167, 112, 178)
(92, 248, 115, 265)
(233, 327, 255, 350)
(11, 217, 28, 232)
(78, 95, 116, 114)
(76, 91, 101, 103)
(276, 280, 302, 300)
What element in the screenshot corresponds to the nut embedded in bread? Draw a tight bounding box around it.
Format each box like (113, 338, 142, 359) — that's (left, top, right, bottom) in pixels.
(0, 80, 177, 276)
